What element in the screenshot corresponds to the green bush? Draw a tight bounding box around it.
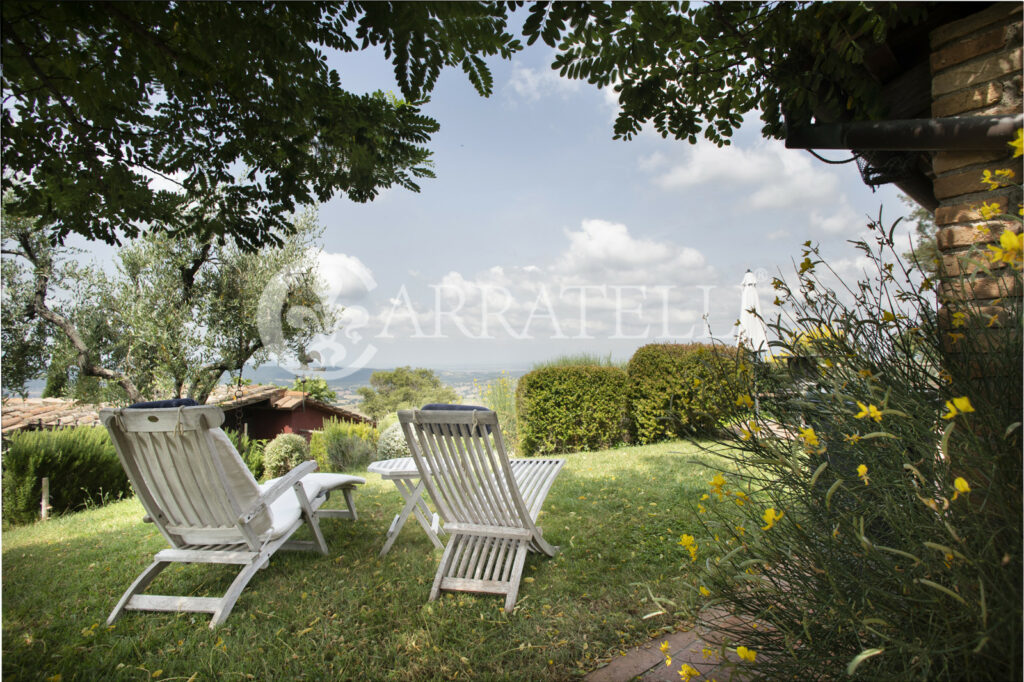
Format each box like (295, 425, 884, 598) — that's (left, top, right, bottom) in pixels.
(626, 343, 750, 443)
(262, 433, 310, 478)
(376, 422, 411, 459)
(1, 426, 130, 525)
(224, 428, 266, 480)
(477, 373, 518, 451)
(678, 212, 1022, 680)
(516, 365, 627, 456)
(309, 418, 378, 472)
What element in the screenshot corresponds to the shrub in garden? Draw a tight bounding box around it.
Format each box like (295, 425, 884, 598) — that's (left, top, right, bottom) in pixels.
(224, 428, 266, 479)
(477, 372, 518, 449)
(376, 422, 411, 459)
(627, 343, 750, 443)
(309, 418, 378, 472)
(516, 365, 627, 456)
(262, 433, 310, 478)
(674, 206, 1022, 680)
(1, 426, 130, 524)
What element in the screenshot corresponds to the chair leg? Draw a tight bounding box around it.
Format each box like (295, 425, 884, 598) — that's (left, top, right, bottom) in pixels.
(504, 541, 530, 613)
(342, 487, 357, 521)
(209, 556, 267, 628)
(429, 536, 460, 602)
(293, 481, 329, 555)
(108, 560, 171, 625)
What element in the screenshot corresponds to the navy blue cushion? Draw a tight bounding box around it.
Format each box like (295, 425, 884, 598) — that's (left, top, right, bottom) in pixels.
(126, 398, 200, 409)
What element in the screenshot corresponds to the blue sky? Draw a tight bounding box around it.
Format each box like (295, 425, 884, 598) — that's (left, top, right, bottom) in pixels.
(303, 42, 913, 373)
(66, 37, 915, 375)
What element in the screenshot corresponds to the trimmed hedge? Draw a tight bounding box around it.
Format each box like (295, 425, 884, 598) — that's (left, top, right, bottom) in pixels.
(626, 343, 750, 443)
(262, 433, 310, 478)
(309, 419, 378, 472)
(516, 365, 627, 456)
(1, 426, 130, 525)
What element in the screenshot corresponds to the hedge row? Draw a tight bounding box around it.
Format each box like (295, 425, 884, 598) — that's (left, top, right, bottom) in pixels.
(516, 365, 627, 456)
(1, 426, 131, 525)
(515, 343, 751, 455)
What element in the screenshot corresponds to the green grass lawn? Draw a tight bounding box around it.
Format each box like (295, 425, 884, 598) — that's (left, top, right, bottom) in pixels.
(2, 440, 730, 680)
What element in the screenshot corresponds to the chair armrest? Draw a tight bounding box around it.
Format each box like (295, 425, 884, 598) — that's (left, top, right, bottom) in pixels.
(239, 460, 318, 524)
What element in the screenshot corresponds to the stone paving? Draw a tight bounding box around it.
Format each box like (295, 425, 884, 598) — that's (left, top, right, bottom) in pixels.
(585, 612, 752, 682)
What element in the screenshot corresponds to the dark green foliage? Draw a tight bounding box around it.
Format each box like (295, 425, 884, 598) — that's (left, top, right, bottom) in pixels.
(224, 428, 266, 480)
(262, 433, 310, 479)
(1, 426, 130, 525)
(309, 419, 378, 472)
(2, 2, 521, 249)
(627, 343, 749, 443)
(290, 377, 338, 404)
(516, 365, 627, 456)
(357, 367, 459, 420)
(522, 2, 930, 145)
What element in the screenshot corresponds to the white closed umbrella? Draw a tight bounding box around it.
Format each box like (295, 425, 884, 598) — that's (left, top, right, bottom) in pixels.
(737, 270, 769, 359)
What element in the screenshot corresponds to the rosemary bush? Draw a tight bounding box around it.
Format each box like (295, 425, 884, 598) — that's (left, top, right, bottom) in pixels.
(678, 211, 1022, 680)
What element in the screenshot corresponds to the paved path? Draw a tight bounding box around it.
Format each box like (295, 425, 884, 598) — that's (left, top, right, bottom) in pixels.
(584, 612, 752, 682)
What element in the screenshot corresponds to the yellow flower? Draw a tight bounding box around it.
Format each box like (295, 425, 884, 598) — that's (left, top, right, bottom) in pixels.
(855, 402, 883, 422)
(709, 474, 726, 489)
(665, 654, 672, 667)
(947, 332, 966, 345)
(941, 396, 975, 420)
(858, 369, 873, 379)
(881, 310, 896, 323)
(702, 647, 717, 660)
(699, 585, 711, 596)
(697, 503, 706, 514)
(761, 507, 783, 530)
(951, 311, 967, 328)
(1012, 128, 1023, 158)
(982, 168, 1016, 190)
(736, 525, 746, 536)
(660, 641, 671, 654)
(799, 256, 815, 274)
(733, 490, 749, 506)
(857, 464, 869, 485)
(979, 201, 1002, 220)
(952, 477, 971, 501)
(843, 433, 861, 444)
(736, 645, 757, 663)
(679, 663, 700, 681)
(735, 394, 754, 409)
(987, 314, 1001, 328)
(988, 229, 1023, 266)
(798, 426, 820, 450)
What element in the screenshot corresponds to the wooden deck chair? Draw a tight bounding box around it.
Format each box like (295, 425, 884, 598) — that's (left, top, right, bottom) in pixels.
(99, 405, 364, 628)
(398, 408, 564, 612)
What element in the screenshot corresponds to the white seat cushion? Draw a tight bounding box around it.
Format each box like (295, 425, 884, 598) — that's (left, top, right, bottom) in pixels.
(260, 472, 365, 539)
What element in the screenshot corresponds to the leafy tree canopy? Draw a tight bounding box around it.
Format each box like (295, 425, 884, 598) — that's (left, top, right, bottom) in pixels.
(1, 199, 335, 404)
(290, 376, 338, 404)
(521, 1, 930, 145)
(357, 366, 459, 420)
(1, 1, 521, 249)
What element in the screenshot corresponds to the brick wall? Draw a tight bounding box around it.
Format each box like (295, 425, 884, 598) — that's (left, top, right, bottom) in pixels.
(929, 2, 1022, 368)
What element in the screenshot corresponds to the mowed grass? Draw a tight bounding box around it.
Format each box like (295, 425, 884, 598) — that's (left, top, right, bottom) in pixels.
(3, 440, 730, 681)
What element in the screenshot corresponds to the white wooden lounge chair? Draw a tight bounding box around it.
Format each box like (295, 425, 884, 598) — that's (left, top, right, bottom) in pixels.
(398, 408, 564, 612)
(99, 404, 364, 628)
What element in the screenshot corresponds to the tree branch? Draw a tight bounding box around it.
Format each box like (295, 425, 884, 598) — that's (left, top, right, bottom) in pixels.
(20, 233, 144, 403)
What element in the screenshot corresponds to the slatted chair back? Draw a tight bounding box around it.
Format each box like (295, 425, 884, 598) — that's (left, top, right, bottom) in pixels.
(102, 405, 271, 549)
(400, 409, 533, 535)
(399, 409, 563, 611)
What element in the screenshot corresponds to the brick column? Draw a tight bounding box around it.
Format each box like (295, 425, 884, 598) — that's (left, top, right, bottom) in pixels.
(929, 3, 1022, 370)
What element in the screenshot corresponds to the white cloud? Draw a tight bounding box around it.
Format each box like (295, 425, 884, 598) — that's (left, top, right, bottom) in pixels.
(649, 139, 842, 210)
(506, 64, 580, 102)
(368, 219, 718, 341)
(314, 251, 376, 302)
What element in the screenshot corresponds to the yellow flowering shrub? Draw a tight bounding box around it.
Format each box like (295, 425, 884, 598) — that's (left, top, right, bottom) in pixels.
(675, 204, 1022, 680)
